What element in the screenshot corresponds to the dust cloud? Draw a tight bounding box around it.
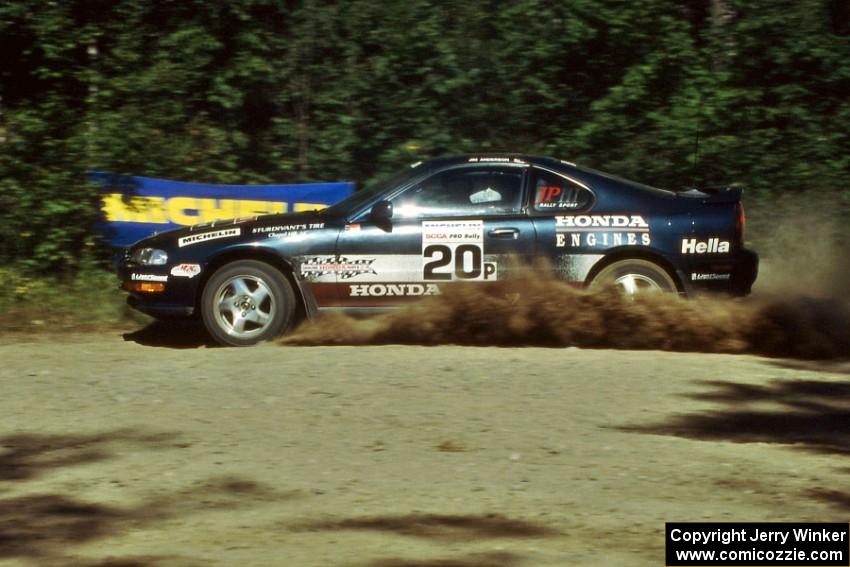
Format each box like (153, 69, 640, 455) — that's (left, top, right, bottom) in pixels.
(747, 192, 850, 299)
(285, 198, 850, 360)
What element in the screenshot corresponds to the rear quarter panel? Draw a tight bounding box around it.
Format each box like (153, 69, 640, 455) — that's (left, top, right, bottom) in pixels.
(533, 169, 688, 285)
(674, 198, 743, 291)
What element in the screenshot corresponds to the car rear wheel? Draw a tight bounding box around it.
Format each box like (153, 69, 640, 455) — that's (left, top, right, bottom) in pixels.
(589, 259, 678, 296)
(201, 260, 295, 346)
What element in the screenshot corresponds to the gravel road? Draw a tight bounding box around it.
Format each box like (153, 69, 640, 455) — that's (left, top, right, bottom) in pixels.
(2, 330, 849, 566)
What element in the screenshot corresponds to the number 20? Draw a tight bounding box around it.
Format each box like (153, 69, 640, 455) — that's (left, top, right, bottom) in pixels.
(423, 244, 482, 280)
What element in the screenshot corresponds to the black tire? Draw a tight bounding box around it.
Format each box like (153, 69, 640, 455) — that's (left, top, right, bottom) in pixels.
(200, 260, 296, 346)
(589, 259, 678, 295)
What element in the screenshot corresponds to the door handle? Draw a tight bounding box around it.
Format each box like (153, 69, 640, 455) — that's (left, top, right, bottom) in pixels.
(488, 227, 520, 239)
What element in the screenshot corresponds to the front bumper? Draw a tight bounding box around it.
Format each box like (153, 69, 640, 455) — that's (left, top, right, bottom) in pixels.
(116, 259, 202, 320)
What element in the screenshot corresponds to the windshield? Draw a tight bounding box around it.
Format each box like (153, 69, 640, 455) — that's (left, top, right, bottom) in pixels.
(323, 164, 427, 218)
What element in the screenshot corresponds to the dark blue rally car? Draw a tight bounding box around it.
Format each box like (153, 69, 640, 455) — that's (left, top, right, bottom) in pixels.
(117, 155, 758, 345)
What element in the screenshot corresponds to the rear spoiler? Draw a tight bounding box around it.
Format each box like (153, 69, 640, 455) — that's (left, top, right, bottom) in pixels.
(677, 185, 743, 204)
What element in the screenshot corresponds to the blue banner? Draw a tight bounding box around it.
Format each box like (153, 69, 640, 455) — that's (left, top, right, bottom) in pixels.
(92, 172, 354, 246)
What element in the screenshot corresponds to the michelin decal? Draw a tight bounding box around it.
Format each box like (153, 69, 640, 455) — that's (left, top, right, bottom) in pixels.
(178, 228, 240, 248)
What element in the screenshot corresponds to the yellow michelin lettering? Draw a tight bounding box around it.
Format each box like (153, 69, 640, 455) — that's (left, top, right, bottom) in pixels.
(101, 193, 168, 223)
(167, 197, 205, 225)
(101, 193, 134, 222)
(236, 200, 288, 217)
(101, 194, 310, 226)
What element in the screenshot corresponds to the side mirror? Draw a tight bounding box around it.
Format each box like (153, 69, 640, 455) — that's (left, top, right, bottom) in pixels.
(369, 200, 393, 225)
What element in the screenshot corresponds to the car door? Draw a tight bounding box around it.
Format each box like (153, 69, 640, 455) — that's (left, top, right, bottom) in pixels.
(333, 163, 537, 308)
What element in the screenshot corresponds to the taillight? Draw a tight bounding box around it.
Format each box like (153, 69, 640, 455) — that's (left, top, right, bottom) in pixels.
(736, 202, 746, 241)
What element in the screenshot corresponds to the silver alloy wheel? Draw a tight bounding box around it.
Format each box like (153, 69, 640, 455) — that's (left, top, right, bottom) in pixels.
(612, 273, 662, 295)
(590, 259, 678, 298)
(213, 275, 275, 339)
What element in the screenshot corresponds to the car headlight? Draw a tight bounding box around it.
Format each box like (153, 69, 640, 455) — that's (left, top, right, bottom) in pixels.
(131, 247, 168, 266)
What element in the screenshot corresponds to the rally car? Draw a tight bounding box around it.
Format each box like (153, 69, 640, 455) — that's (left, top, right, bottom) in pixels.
(117, 155, 758, 346)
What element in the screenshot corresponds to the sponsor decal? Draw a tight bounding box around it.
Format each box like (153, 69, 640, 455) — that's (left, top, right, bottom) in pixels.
(131, 273, 168, 282)
(466, 157, 527, 164)
(557, 232, 651, 247)
(301, 256, 377, 279)
(422, 220, 483, 243)
(344, 223, 361, 231)
(535, 185, 582, 209)
(681, 238, 730, 254)
(555, 215, 651, 248)
(422, 220, 496, 281)
(691, 272, 732, 281)
(170, 263, 202, 278)
(177, 228, 240, 248)
(252, 222, 324, 238)
(555, 215, 649, 228)
(349, 283, 441, 297)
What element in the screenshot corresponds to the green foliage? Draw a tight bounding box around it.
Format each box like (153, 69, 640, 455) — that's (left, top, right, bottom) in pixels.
(0, 0, 848, 272)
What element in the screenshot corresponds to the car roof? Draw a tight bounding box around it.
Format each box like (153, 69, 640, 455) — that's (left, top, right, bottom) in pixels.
(419, 154, 673, 196)
(418, 154, 566, 170)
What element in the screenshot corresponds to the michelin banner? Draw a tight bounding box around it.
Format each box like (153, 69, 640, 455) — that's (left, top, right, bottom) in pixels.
(92, 171, 354, 246)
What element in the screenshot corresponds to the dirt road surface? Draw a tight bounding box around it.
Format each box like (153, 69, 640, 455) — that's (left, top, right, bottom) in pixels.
(2, 330, 849, 566)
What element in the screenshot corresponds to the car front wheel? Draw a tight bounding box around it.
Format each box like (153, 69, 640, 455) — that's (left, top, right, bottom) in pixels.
(589, 259, 678, 296)
(201, 260, 295, 346)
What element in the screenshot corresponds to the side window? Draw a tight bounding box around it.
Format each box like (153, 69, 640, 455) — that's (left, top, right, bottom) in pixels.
(531, 169, 592, 212)
(391, 167, 523, 219)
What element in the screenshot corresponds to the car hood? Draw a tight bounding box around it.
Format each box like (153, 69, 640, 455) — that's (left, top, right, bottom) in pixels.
(134, 211, 329, 248)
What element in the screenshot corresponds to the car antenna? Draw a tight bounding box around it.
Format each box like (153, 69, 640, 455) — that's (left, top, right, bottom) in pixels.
(692, 89, 702, 190)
